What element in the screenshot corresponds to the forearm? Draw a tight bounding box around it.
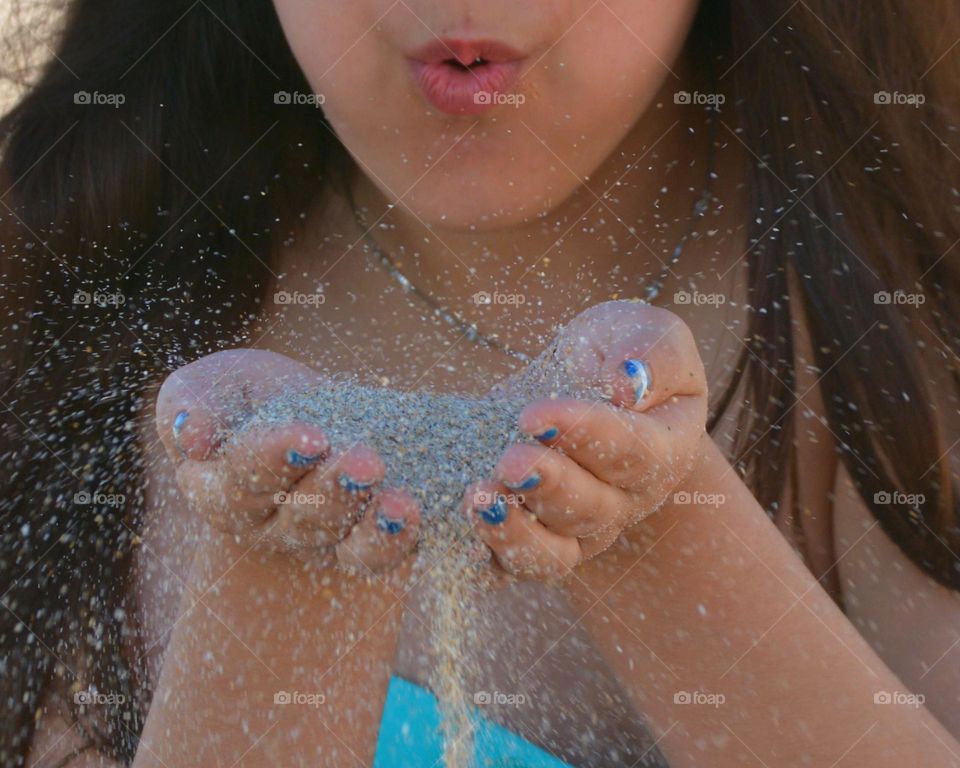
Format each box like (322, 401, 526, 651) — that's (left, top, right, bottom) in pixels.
(567, 436, 959, 767)
(132, 537, 406, 767)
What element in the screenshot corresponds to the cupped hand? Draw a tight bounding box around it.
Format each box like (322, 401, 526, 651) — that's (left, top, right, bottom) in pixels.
(155, 349, 421, 573)
(463, 300, 708, 579)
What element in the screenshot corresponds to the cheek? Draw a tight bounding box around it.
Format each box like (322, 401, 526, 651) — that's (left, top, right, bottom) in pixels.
(528, 2, 700, 164)
(271, 1, 388, 91)
(568, 0, 699, 110)
(271, 0, 428, 167)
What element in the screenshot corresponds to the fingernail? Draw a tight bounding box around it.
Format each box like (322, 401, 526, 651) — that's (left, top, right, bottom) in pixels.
(476, 494, 508, 525)
(172, 410, 189, 455)
(504, 474, 541, 491)
(339, 474, 375, 493)
(286, 449, 324, 467)
(623, 359, 651, 404)
(533, 427, 559, 442)
(376, 507, 405, 535)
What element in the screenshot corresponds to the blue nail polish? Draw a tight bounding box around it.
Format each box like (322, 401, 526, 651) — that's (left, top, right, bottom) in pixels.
(477, 495, 508, 525)
(172, 410, 189, 455)
(339, 474, 375, 493)
(286, 449, 323, 467)
(534, 427, 559, 442)
(376, 508, 405, 535)
(623, 358, 651, 404)
(504, 474, 541, 491)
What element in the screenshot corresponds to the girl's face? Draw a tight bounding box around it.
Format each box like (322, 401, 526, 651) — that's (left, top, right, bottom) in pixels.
(272, 0, 700, 230)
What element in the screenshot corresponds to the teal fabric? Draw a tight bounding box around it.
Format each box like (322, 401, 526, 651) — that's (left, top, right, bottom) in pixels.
(373, 676, 573, 768)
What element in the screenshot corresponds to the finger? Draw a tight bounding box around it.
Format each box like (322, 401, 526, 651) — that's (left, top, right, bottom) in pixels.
(517, 397, 703, 490)
(176, 422, 329, 533)
(599, 319, 706, 411)
(157, 378, 223, 463)
(556, 300, 705, 411)
(465, 481, 581, 579)
(156, 348, 325, 463)
(492, 443, 633, 543)
(335, 489, 421, 574)
(275, 444, 386, 548)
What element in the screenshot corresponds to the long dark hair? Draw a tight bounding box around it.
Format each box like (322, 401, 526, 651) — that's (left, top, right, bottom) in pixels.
(0, 0, 957, 764)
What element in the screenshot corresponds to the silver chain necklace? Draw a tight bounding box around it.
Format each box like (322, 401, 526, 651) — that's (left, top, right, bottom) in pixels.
(353, 131, 716, 364)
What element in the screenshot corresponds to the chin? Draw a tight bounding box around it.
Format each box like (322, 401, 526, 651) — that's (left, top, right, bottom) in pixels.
(374, 138, 589, 232)
(395, 177, 576, 233)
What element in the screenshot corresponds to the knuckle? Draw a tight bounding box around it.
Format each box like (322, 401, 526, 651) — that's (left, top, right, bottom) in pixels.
(282, 491, 330, 519)
(563, 516, 604, 538)
(662, 316, 693, 350)
(273, 508, 339, 547)
(334, 540, 368, 571)
(604, 299, 675, 335)
(242, 466, 283, 495)
(604, 451, 654, 489)
(645, 320, 686, 360)
(641, 302, 685, 330)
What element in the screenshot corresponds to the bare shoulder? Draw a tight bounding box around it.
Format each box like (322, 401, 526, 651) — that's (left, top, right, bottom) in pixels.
(833, 465, 960, 735)
(789, 287, 960, 735)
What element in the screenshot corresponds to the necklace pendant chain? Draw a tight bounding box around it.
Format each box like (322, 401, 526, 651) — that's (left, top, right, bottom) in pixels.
(353, 117, 717, 364)
(643, 183, 714, 303)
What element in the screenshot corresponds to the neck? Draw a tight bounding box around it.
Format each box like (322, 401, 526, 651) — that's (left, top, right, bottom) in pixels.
(334, 50, 732, 356)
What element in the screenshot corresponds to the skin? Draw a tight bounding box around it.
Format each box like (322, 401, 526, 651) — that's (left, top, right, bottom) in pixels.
(125, 301, 959, 768)
(154, 348, 422, 571)
(152, 300, 704, 581)
(465, 301, 707, 576)
(27, 1, 960, 766)
(272, 0, 700, 230)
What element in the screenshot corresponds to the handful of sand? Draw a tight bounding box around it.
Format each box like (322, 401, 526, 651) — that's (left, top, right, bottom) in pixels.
(245, 333, 603, 526)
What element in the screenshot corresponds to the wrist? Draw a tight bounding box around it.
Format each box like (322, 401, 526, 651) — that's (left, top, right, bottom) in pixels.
(670, 433, 729, 502)
(633, 434, 764, 539)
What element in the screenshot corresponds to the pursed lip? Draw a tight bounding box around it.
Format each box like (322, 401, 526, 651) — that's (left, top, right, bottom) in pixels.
(407, 38, 527, 116)
(409, 38, 527, 66)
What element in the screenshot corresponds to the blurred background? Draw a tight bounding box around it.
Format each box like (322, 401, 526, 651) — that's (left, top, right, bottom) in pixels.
(0, 0, 65, 111)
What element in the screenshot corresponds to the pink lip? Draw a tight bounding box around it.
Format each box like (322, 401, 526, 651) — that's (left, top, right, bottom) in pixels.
(408, 38, 526, 116)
